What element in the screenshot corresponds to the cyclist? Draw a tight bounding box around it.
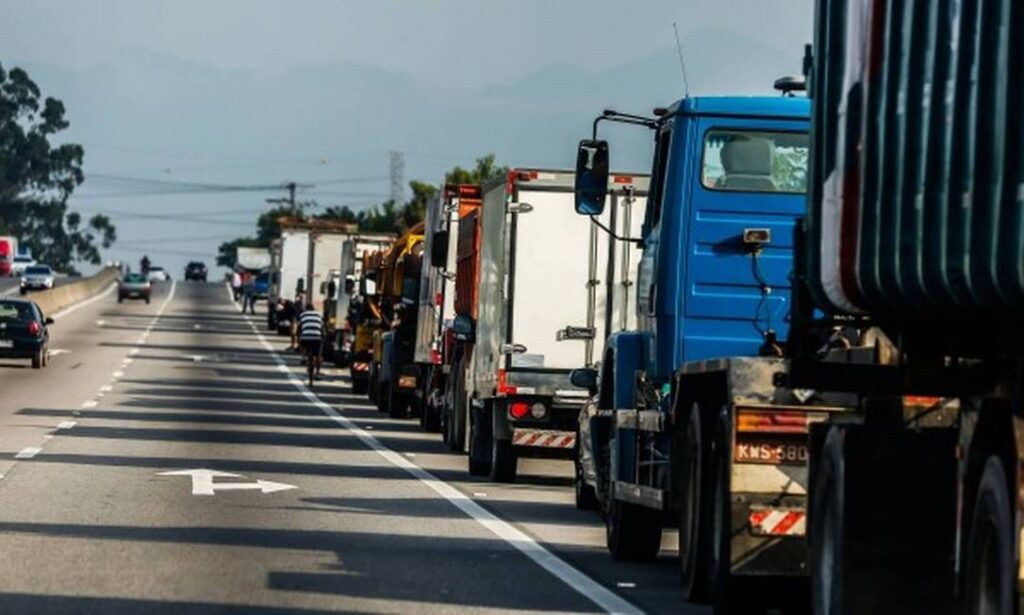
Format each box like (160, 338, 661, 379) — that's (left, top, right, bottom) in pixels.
(297, 301, 325, 380)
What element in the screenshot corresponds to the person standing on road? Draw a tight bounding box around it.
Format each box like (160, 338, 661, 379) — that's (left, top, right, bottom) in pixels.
(231, 270, 242, 301)
(241, 275, 256, 315)
(298, 302, 325, 378)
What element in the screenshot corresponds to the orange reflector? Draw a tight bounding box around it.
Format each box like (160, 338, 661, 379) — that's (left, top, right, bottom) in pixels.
(903, 396, 943, 408)
(736, 410, 810, 434)
(509, 402, 529, 419)
(497, 369, 517, 395)
(612, 175, 633, 184)
(398, 375, 417, 389)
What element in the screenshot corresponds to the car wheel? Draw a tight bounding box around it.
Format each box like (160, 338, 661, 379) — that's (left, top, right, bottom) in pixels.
(118, 295, 124, 303)
(31, 349, 42, 369)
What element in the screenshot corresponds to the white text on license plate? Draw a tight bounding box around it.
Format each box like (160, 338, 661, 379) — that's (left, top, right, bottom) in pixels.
(0, 339, 13, 348)
(735, 440, 808, 465)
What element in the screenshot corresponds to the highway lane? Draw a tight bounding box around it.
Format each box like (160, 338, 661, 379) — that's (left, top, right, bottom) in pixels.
(0, 281, 688, 613)
(0, 275, 83, 296)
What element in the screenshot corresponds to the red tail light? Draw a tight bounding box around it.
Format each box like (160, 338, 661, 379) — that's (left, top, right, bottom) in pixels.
(28, 321, 40, 336)
(497, 369, 517, 395)
(509, 401, 529, 419)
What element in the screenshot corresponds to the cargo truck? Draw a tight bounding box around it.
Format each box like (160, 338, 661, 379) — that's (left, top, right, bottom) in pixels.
(450, 169, 648, 483)
(414, 185, 476, 433)
(778, 1, 1024, 613)
(569, 88, 830, 614)
(368, 224, 425, 419)
(325, 233, 393, 367)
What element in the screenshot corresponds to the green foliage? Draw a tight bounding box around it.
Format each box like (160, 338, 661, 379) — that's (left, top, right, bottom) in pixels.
(0, 62, 114, 273)
(444, 153, 507, 185)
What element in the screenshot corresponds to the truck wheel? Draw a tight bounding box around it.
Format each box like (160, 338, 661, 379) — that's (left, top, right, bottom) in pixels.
(963, 456, 1014, 615)
(447, 366, 467, 452)
(574, 457, 600, 511)
(388, 386, 408, 419)
(709, 415, 740, 615)
(467, 403, 491, 476)
(350, 376, 368, 395)
(606, 498, 661, 562)
(490, 438, 517, 482)
(423, 402, 441, 433)
(679, 402, 713, 602)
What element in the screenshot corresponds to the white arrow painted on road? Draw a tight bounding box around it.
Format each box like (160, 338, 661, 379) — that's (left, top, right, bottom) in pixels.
(157, 469, 297, 496)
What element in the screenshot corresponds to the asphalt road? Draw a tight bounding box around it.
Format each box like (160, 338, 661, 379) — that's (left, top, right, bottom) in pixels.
(0, 275, 78, 296)
(0, 280, 701, 614)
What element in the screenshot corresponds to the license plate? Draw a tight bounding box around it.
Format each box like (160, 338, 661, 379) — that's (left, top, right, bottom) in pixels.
(735, 439, 808, 465)
(0, 339, 13, 348)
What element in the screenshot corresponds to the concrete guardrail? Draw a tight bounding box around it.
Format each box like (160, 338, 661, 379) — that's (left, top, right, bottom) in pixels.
(30, 267, 121, 316)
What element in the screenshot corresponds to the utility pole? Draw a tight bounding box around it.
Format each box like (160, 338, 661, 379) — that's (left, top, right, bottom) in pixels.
(389, 151, 405, 209)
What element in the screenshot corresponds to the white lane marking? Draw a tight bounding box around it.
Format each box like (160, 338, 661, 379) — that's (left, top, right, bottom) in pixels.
(56, 421, 76, 430)
(242, 316, 640, 615)
(15, 447, 41, 459)
(193, 324, 202, 330)
(100, 385, 113, 392)
(49, 348, 71, 357)
(157, 469, 297, 496)
(95, 319, 106, 326)
(616, 582, 637, 589)
(122, 358, 133, 365)
(51, 282, 117, 319)
(0, 285, 19, 296)
(82, 400, 98, 408)
(473, 492, 488, 498)
(130, 348, 140, 356)
(225, 282, 237, 305)
(112, 371, 124, 378)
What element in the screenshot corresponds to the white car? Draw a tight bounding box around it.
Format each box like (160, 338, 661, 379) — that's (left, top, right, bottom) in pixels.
(147, 266, 170, 282)
(20, 265, 55, 294)
(10, 255, 35, 276)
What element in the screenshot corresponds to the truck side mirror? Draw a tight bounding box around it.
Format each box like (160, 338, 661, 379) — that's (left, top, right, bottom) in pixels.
(296, 278, 305, 294)
(326, 280, 337, 297)
(343, 278, 355, 295)
(570, 368, 598, 394)
(574, 139, 609, 216)
(431, 230, 449, 268)
(452, 314, 475, 342)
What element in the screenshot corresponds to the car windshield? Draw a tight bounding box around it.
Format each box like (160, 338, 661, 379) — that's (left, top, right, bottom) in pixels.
(0, 302, 32, 321)
(13, 256, 31, 262)
(123, 274, 147, 283)
(25, 266, 51, 275)
(701, 129, 810, 194)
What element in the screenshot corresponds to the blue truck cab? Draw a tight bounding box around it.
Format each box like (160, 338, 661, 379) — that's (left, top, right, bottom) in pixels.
(574, 92, 824, 611)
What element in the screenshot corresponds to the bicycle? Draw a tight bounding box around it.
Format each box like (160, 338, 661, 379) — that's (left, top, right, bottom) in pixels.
(303, 338, 322, 388)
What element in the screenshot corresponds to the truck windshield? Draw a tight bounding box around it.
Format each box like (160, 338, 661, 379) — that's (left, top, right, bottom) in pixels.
(701, 130, 809, 194)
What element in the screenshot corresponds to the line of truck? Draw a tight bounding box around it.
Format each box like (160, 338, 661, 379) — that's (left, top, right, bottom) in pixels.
(264, 1, 1024, 610)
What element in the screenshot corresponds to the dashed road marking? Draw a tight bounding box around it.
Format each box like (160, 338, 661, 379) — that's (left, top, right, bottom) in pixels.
(100, 385, 113, 392)
(112, 371, 124, 378)
(82, 400, 98, 408)
(15, 447, 41, 459)
(56, 421, 76, 430)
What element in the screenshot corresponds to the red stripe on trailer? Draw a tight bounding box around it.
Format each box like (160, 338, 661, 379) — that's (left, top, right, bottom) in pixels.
(772, 511, 803, 535)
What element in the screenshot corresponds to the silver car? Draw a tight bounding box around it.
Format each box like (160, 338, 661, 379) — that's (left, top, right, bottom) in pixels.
(20, 265, 55, 294)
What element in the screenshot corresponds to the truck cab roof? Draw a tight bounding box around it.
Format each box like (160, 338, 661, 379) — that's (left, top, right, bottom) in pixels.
(669, 96, 809, 121)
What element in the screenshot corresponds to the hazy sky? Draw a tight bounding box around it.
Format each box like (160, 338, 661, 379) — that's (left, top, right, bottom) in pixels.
(4, 1, 810, 84)
(1, 1, 813, 275)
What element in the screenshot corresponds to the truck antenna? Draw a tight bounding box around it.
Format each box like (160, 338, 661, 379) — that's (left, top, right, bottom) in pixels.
(672, 22, 690, 98)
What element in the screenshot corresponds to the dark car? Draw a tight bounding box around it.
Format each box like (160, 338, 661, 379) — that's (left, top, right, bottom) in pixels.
(185, 261, 208, 282)
(0, 299, 52, 369)
(118, 272, 152, 304)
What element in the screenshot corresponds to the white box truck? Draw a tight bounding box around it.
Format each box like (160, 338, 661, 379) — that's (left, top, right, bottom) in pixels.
(452, 169, 647, 482)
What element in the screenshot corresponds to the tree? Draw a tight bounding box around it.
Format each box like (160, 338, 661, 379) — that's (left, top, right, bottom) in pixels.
(445, 153, 507, 185)
(0, 63, 114, 273)
(215, 202, 306, 267)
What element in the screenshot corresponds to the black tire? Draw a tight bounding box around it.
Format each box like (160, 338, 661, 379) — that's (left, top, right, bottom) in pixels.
(963, 456, 1014, 615)
(490, 438, 517, 483)
(679, 402, 713, 602)
(468, 403, 491, 476)
(606, 498, 662, 562)
(709, 414, 737, 615)
(388, 385, 408, 419)
(423, 401, 442, 433)
(351, 375, 368, 395)
(19, 288, 26, 296)
(145, 297, 151, 304)
(574, 457, 600, 511)
(118, 295, 124, 303)
(447, 363, 467, 452)
(31, 349, 42, 369)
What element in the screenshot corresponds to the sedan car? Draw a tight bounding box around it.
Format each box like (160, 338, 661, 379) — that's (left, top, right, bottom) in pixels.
(20, 265, 55, 294)
(184, 261, 208, 282)
(118, 273, 152, 304)
(0, 299, 52, 368)
(147, 266, 170, 282)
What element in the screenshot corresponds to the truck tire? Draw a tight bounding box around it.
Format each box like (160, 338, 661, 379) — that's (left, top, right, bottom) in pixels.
(350, 375, 368, 395)
(387, 383, 407, 419)
(709, 414, 740, 615)
(447, 365, 467, 452)
(679, 402, 713, 602)
(574, 457, 600, 511)
(606, 498, 661, 562)
(963, 456, 1014, 615)
(468, 403, 491, 476)
(490, 438, 517, 482)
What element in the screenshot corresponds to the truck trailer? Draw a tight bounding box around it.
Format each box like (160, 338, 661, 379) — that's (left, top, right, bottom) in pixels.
(451, 169, 648, 483)
(784, 1, 1024, 613)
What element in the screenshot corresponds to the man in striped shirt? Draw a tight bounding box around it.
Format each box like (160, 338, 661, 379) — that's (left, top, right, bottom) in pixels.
(298, 302, 325, 378)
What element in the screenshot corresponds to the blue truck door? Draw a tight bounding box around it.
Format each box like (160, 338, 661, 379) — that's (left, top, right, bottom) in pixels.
(680, 118, 809, 363)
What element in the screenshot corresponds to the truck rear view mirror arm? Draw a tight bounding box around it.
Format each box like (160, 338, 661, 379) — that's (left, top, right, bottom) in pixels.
(588, 215, 643, 245)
